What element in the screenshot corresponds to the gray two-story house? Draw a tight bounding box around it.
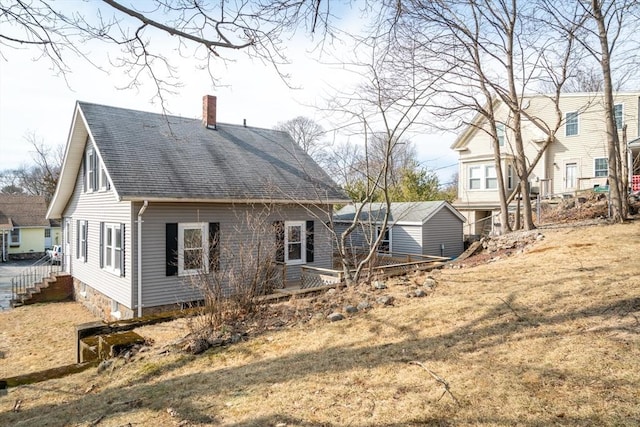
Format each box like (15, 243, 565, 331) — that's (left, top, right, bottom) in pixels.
(47, 96, 349, 320)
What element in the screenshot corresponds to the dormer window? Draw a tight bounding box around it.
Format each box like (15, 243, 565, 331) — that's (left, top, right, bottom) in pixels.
(86, 148, 99, 192)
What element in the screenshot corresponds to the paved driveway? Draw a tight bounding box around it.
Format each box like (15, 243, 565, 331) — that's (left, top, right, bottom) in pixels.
(0, 260, 35, 311)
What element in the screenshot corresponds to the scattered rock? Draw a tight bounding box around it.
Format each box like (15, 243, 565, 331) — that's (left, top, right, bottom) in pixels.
(344, 305, 358, 314)
(183, 338, 209, 355)
(376, 295, 394, 306)
(326, 288, 337, 295)
(372, 281, 387, 290)
(357, 301, 372, 311)
(414, 289, 426, 298)
(327, 312, 345, 322)
(423, 277, 437, 288)
(97, 359, 113, 373)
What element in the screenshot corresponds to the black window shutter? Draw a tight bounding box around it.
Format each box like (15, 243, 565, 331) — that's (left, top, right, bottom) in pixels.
(306, 220, 314, 263)
(209, 222, 220, 272)
(166, 223, 178, 276)
(84, 221, 88, 263)
(273, 221, 284, 262)
(99, 222, 104, 269)
(120, 224, 125, 277)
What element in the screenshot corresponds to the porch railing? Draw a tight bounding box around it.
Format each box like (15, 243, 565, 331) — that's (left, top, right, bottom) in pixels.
(10, 255, 61, 306)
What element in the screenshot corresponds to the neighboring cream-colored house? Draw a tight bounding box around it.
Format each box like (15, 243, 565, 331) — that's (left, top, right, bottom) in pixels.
(0, 194, 61, 261)
(451, 92, 640, 237)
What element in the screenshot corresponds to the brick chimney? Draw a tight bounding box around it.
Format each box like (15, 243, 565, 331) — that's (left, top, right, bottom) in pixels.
(202, 95, 217, 129)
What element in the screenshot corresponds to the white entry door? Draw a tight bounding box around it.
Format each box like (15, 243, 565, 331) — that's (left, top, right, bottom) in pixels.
(44, 228, 52, 249)
(565, 163, 577, 190)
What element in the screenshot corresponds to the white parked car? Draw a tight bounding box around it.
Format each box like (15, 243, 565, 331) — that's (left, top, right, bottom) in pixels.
(47, 245, 62, 265)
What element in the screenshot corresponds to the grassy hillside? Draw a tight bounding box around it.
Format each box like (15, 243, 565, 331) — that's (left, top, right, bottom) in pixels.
(1, 221, 639, 426)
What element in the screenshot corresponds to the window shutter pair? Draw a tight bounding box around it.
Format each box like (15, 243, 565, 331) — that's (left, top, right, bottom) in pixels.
(272, 220, 314, 263)
(165, 223, 220, 275)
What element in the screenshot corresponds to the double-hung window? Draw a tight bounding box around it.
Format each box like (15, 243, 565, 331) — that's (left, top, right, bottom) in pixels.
(77, 220, 87, 262)
(469, 166, 482, 190)
(86, 149, 98, 191)
(178, 223, 208, 275)
(565, 111, 579, 136)
(594, 158, 608, 178)
(102, 223, 123, 275)
(614, 104, 623, 130)
(485, 165, 497, 189)
(285, 221, 305, 265)
(10, 229, 20, 246)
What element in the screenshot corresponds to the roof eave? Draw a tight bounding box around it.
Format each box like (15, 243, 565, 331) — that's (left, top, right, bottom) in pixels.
(120, 196, 351, 205)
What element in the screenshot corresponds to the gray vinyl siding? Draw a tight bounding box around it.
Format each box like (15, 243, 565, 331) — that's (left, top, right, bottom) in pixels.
(422, 209, 464, 258)
(62, 146, 134, 309)
(136, 202, 333, 309)
(389, 225, 422, 255)
(333, 222, 370, 249)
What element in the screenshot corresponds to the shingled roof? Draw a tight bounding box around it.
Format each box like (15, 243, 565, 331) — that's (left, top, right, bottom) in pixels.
(48, 99, 349, 218)
(334, 201, 465, 225)
(0, 194, 51, 228)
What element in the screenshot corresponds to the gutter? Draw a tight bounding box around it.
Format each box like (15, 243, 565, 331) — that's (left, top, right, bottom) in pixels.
(136, 200, 148, 317)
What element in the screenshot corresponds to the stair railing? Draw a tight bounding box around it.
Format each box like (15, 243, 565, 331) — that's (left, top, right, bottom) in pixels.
(10, 255, 61, 305)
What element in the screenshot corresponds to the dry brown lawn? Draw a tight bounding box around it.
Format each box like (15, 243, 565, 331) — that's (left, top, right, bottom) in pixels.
(1, 220, 639, 426)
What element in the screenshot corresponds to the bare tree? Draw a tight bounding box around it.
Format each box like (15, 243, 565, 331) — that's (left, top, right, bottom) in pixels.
(275, 116, 326, 160)
(383, 0, 580, 232)
(0, 133, 63, 202)
(0, 1, 348, 106)
(544, 0, 640, 222)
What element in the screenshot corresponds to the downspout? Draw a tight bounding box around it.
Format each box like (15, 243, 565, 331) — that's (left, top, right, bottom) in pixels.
(137, 201, 149, 317)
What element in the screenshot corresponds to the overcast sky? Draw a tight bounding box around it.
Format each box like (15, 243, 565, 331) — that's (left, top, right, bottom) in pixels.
(0, 2, 458, 183)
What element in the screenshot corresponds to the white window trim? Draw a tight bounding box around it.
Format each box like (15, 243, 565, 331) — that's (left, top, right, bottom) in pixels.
(103, 223, 123, 276)
(86, 149, 96, 192)
(376, 226, 392, 254)
(178, 222, 209, 276)
(78, 220, 87, 262)
(594, 157, 608, 178)
(565, 111, 579, 136)
(485, 165, 497, 189)
(468, 166, 482, 190)
(507, 164, 514, 190)
(284, 221, 306, 265)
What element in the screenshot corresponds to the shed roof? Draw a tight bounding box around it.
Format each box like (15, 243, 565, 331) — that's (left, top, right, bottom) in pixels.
(334, 201, 465, 225)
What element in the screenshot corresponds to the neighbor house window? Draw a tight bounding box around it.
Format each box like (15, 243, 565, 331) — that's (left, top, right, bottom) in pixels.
(102, 223, 124, 276)
(10, 229, 20, 246)
(496, 123, 505, 146)
(285, 221, 305, 264)
(614, 104, 623, 130)
(376, 226, 391, 254)
(76, 220, 88, 262)
(565, 111, 579, 136)
(44, 228, 51, 238)
(469, 166, 482, 190)
(485, 165, 497, 189)
(594, 157, 608, 177)
(178, 223, 208, 276)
